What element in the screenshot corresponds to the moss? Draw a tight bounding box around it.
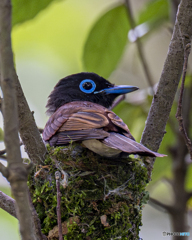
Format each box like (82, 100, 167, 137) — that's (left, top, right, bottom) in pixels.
(28, 143, 148, 239)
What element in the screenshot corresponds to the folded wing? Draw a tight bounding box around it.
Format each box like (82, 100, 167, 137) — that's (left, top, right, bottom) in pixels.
(49, 129, 109, 146)
(43, 101, 113, 145)
(43, 101, 165, 158)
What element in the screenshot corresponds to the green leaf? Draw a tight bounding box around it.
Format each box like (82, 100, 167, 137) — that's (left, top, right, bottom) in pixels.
(12, 0, 55, 26)
(0, 128, 3, 141)
(137, 0, 169, 29)
(83, 5, 130, 78)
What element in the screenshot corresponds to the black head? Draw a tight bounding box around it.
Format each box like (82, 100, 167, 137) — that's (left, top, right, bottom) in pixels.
(46, 72, 138, 115)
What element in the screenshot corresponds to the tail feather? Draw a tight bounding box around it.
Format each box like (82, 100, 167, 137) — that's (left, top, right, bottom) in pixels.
(102, 133, 166, 157)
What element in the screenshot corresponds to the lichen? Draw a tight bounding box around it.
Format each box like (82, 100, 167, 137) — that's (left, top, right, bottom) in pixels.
(28, 143, 149, 239)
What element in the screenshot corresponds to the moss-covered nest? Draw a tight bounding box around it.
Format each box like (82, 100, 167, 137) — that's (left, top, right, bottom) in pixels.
(28, 143, 149, 240)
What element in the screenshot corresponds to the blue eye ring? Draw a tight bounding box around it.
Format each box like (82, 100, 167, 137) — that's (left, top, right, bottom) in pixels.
(79, 79, 96, 94)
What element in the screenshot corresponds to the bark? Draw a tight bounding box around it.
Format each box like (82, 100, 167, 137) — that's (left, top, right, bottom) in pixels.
(0, 12, 46, 166)
(169, 85, 191, 240)
(140, 1, 192, 239)
(0, 191, 16, 218)
(141, 0, 192, 153)
(0, 191, 47, 240)
(0, 0, 36, 239)
(15, 75, 47, 165)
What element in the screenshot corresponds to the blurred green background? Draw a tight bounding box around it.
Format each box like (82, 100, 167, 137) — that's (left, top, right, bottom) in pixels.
(0, 0, 192, 239)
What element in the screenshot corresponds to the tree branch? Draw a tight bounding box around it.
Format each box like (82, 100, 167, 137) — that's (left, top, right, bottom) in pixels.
(125, 0, 154, 94)
(0, 0, 36, 239)
(0, 162, 8, 177)
(0, 30, 46, 166)
(55, 171, 63, 240)
(16, 96, 47, 164)
(141, 0, 192, 156)
(167, 82, 191, 236)
(0, 190, 47, 239)
(0, 155, 7, 161)
(0, 148, 6, 156)
(175, 42, 192, 159)
(148, 197, 173, 213)
(109, 95, 125, 110)
(0, 1, 46, 166)
(0, 191, 16, 218)
(0, 141, 23, 156)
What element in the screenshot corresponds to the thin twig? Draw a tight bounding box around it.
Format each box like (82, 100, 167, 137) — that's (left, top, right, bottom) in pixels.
(175, 42, 192, 159)
(55, 171, 63, 240)
(148, 197, 173, 213)
(0, 155, 7, 161)
(0, 148, 6, 155)
(110, 95, 125, 110)
(0, 141, 23, 156)
(0, 162, 8, 177)
(125, 0, 154, 94)
(0, 191, 16, 218)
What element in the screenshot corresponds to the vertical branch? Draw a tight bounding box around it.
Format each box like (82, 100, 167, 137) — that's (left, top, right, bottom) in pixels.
(55, 171, 63, 240)
(139, 0, 192, 237)
(175, 43, 192, 159)
(170, 86, 190, 238)
(141, 0, 192, 154)
(0, 0, 36, 239)
(0, 2, 46, 166)
(15, 74, 47, 165)
(125, 0, 154, 94)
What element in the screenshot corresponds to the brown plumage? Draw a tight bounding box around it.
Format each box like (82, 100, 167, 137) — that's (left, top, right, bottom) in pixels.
(43, 101, 165, 158)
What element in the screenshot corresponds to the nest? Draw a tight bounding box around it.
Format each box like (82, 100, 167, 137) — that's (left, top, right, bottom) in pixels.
(28, 143, 149, 240)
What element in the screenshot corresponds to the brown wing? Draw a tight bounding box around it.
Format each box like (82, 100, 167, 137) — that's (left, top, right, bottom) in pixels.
(49, 129, 109, 146)
(43, 101, 138, 147)
(43, 101, 110, 144)
(59, 112, 108, 131)
(107, 111, 135, 140)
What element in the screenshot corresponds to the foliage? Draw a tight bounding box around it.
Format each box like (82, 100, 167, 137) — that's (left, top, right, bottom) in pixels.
(83, 4, 130, 79)
(82, 0, 169, 78)
(12, 0, 55, 26)
(137, 0, 169, 29)
(28, 144, 149, 239)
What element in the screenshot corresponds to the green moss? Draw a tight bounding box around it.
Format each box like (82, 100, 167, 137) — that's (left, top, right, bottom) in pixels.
(28, 144, 148, 239)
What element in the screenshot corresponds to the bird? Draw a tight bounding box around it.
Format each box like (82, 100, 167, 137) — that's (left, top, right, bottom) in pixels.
(43, 72, 165, 158)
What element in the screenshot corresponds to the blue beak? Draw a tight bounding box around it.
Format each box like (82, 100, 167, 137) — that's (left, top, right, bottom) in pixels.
(94, 85, 139, 95)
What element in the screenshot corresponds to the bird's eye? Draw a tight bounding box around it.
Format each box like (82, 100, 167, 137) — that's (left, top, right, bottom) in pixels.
(79, 79, 96, 93)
